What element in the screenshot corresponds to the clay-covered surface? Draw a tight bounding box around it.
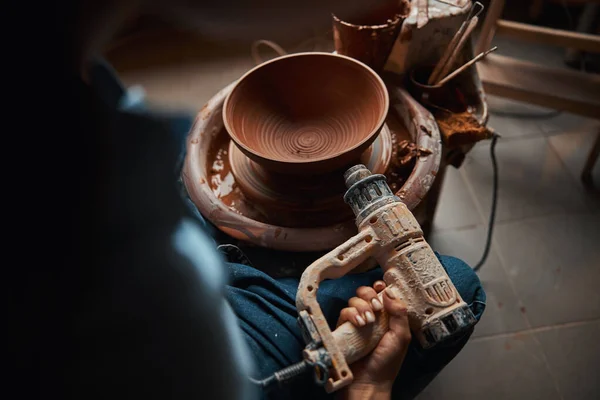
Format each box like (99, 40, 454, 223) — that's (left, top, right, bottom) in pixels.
(407, 64, 491, 148)
(385, 0, 488, 126)
(182, 81, 441, 251)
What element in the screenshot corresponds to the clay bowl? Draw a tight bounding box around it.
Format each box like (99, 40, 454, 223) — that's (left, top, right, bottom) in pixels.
(223, 52, 389, 175)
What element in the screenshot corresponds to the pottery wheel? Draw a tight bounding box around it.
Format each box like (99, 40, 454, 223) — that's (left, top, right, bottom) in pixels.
(228, 125, 392, 228)
(183, 81, 441, 252)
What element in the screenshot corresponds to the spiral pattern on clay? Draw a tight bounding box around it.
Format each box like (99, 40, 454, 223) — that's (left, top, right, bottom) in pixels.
(224, 53, 388, 166)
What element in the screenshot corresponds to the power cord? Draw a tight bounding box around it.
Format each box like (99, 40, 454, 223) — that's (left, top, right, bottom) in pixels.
(248, 359, 330, 392)
(473, 132, 500, 272)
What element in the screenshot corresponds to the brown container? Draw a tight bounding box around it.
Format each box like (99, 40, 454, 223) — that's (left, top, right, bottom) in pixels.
(223, 52, 389, 175)
(332, 1, 409, 72)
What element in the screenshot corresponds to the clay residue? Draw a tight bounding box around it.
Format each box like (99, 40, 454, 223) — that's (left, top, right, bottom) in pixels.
(411, 66, 490, 149)
(209, 136, 234, 198)
(207, 128, 267, 222)
(384, 116, 418, 193)
(435, 110, 491, 148)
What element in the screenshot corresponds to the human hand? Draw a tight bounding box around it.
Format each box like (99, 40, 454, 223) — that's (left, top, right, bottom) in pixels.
(335, 281, 411, 400)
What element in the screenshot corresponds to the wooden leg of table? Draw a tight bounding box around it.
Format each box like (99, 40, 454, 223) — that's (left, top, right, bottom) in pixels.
(475, 0, 506, 55)
(581, 129, 600, 186)
(565, 3, 600, 68)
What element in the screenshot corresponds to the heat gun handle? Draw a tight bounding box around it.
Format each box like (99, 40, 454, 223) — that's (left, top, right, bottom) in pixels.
(332, 291, 390, 365)
(296, 228, 380, 392)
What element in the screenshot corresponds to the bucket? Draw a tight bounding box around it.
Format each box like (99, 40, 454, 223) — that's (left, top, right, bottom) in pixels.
(332, 1, 409, 72)
(407, 65, 468, 114)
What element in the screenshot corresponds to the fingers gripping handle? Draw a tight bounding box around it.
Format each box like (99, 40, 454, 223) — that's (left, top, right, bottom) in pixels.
(296, 228, 379, 392)
(332, 291, 390, 365)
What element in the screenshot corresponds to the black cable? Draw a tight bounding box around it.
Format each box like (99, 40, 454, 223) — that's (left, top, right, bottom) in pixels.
(474, 133, 500, 272)
(248, 360, 313, 391)
(249, 374, 277, 389)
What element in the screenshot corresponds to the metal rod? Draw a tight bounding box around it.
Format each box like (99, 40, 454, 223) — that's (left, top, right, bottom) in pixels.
(436, 46, 498, 86)
(428, 2, 484, 85)
(433, 15, 480, 84)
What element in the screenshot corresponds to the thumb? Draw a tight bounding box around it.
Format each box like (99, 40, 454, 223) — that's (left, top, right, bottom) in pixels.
(382, 287, 411, 345)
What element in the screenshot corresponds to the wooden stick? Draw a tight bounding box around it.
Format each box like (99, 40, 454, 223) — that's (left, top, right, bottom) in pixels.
(475, 0, 505, 54)
(436, 46, 498, 86)
(428, 2, 484, 85)
(428, 21, 470, 84)
(496, 19, 600, 53)
(434, 15, 480, 85)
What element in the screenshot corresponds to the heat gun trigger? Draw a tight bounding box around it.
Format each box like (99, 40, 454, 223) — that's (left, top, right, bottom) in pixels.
(297, 311, 356, 388)
(295, 227, 384, 393)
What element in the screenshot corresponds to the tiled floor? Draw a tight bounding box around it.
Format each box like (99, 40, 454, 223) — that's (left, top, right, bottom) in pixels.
(423, 100, 600, 399)
(111, 31, 600, 400)
(420, 32, 600, 400)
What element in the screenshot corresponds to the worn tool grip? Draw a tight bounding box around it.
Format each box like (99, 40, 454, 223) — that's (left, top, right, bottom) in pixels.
(333, 292, 390, 365)
(296, 228, 380, 392)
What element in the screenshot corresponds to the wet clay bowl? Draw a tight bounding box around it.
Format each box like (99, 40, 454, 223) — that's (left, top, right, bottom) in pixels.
(223, 52, 389, 175)
(182, 81, 441, 252)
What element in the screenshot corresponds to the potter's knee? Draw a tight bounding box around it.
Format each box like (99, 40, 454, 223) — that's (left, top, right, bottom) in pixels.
(438, 254, 486, 320)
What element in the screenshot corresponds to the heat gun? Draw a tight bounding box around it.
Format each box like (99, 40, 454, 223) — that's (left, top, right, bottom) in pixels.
(294, 164, 476, 393)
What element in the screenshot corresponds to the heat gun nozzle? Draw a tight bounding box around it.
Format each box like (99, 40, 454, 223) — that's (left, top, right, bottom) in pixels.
(343, 164, 372, 188)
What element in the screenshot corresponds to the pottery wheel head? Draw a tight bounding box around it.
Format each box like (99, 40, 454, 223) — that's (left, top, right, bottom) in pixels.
(223, 52, 389, 174)
(227, 124, 392, 228)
